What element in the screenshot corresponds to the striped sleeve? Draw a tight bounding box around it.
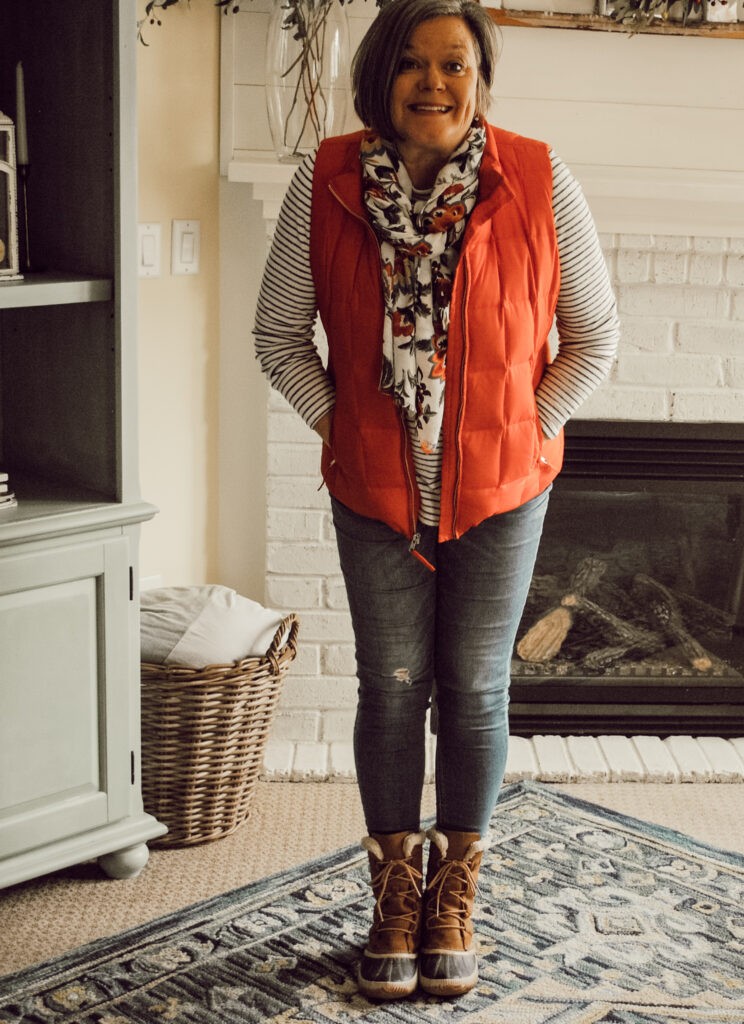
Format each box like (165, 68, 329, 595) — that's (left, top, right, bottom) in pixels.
(535, 152, 620, 438)
(253, 151, 336, 431)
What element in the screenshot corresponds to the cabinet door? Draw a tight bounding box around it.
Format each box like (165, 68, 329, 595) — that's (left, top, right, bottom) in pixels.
(0, 537, 131, 858)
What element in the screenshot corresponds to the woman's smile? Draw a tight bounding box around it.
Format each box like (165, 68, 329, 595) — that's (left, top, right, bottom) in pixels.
(390, 16, 480, 188)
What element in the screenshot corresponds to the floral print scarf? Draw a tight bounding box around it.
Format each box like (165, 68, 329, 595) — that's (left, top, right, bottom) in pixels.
(360, 124, 485, 453)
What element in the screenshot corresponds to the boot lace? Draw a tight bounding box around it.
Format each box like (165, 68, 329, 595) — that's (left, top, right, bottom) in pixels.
(425, 859, 480, 936)
(371, 859, 423, 936)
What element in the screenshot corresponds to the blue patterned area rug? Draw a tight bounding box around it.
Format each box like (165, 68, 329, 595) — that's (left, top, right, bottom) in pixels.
(2, 782, 744, 1023)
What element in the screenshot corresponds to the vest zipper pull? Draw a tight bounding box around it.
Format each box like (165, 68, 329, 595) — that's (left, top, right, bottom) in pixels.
(317, 457, 337, 491)
(409, 532, 436, 572)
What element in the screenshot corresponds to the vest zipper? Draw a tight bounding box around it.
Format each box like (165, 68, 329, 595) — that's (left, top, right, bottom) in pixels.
(331, 183, 435, 571)
(329, 185, 379, 247)
(450, 259, 469, 539)
(401, 412, 436, 572)
(409, 532, 436, 572)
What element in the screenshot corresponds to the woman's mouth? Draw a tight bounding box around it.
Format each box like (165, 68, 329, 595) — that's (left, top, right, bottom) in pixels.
(409, 104, 451, 113)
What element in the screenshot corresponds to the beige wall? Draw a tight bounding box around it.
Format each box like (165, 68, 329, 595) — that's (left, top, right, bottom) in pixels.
(137, 3, 221, 586)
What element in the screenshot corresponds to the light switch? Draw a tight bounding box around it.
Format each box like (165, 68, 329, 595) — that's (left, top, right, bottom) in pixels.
(138, 223, 161, 278)
(181, 231, 195, 263)
(143, 234, 156, 265)
(171, 219, 200, 275)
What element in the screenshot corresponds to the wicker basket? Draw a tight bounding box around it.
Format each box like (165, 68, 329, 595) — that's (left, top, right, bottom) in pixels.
(140, 614, 299, 846)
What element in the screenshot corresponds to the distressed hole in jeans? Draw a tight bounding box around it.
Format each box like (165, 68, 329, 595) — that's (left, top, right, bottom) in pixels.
(392, 667, 412, 684)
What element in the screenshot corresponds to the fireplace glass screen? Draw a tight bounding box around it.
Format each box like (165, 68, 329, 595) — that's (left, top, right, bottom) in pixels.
(509, 423, 744, 736)
(515, 489, 742, 678)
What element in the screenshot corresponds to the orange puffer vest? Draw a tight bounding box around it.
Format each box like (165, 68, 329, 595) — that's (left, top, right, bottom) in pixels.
(311, 124, 563, 543)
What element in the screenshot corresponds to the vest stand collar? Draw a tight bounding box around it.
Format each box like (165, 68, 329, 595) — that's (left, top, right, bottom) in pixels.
(327, 125, 514, 226)
(328, 166, 366, 218)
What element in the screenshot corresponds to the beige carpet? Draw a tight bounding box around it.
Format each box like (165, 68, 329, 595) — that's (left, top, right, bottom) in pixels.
(2, 781, 744, 976)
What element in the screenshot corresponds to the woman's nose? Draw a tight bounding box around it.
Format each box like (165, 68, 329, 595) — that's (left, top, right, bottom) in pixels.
(418, 64, 445, 90)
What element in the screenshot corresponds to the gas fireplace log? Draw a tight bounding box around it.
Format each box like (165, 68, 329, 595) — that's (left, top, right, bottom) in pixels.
(593, 578, 643, 623)
(517, 557, 608, 662)
(561, 593, 665, 669)
(584, 641, 662, 671)
(516, 606, 574, 663)
(631, 574, 714, 672)
(526, 575, 563, 604)
(664, 584, 735, 641)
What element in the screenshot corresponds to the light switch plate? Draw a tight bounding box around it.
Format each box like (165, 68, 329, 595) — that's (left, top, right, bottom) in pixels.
(138, 223, 161, 278)
(171, 219, 200, 275)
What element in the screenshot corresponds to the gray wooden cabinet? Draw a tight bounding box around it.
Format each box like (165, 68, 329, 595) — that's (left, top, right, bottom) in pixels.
(0, 0, 166, 887)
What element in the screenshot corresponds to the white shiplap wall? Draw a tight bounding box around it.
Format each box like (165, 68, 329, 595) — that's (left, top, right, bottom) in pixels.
(221, 8, 744, 233)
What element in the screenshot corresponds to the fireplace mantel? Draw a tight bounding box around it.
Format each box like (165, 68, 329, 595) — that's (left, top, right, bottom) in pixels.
(228, 152, 744, 238)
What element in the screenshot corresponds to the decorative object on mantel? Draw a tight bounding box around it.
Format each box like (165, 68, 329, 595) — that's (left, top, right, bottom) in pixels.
(486, 3, 744, 34)
(266, 0, 353, 162)
(705, 0, 739, 21)
(609, 0, 703, 29)
(138, 0, 240, 44)
(0, 111, 22, 283)
(496, 0, 597, 15)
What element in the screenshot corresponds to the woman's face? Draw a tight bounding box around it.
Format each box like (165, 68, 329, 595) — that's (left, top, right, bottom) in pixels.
(390, 16, 480, 178)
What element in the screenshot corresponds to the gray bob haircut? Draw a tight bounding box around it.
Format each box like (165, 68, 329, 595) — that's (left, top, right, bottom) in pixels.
(351, 0, 499, 140)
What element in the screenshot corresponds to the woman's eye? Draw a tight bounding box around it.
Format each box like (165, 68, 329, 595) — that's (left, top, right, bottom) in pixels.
(446, 61, 465, 73)
(398, 58, 418, 71)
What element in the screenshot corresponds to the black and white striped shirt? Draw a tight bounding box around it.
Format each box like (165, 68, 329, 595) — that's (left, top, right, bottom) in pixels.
(254, 148, 620, 526)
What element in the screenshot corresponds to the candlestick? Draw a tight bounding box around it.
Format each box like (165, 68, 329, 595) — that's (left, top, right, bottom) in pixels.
(15, 62, 28, 167)
(18, 165, 31, 272)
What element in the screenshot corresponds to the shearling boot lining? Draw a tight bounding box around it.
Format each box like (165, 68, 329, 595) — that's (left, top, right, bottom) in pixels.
(361, 829, 426, 862)
(426, 827, 489, 861)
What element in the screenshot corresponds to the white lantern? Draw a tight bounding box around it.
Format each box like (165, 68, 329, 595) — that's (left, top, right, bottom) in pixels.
(0, 111, 23, 282)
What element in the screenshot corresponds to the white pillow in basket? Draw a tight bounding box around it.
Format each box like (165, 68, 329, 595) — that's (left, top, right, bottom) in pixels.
(140, 585, 285, 668)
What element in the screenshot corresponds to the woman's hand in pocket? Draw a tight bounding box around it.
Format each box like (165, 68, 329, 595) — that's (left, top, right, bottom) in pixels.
(314, 410, 334, 448)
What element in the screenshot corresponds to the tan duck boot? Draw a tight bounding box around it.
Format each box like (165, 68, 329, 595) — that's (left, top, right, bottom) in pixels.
(419, 827, 487, 997)
(357, 830, 425, 1000)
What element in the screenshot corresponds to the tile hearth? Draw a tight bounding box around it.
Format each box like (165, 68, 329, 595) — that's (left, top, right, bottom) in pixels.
(262, 734, 744, 785)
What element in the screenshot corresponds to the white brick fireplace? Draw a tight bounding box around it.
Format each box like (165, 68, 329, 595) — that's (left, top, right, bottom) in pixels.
(218, 9, 744, 781)
(254, 225, 744, 782)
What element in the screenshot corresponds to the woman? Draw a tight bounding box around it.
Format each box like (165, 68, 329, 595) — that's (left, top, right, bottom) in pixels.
(255, 0, 619, 1001)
